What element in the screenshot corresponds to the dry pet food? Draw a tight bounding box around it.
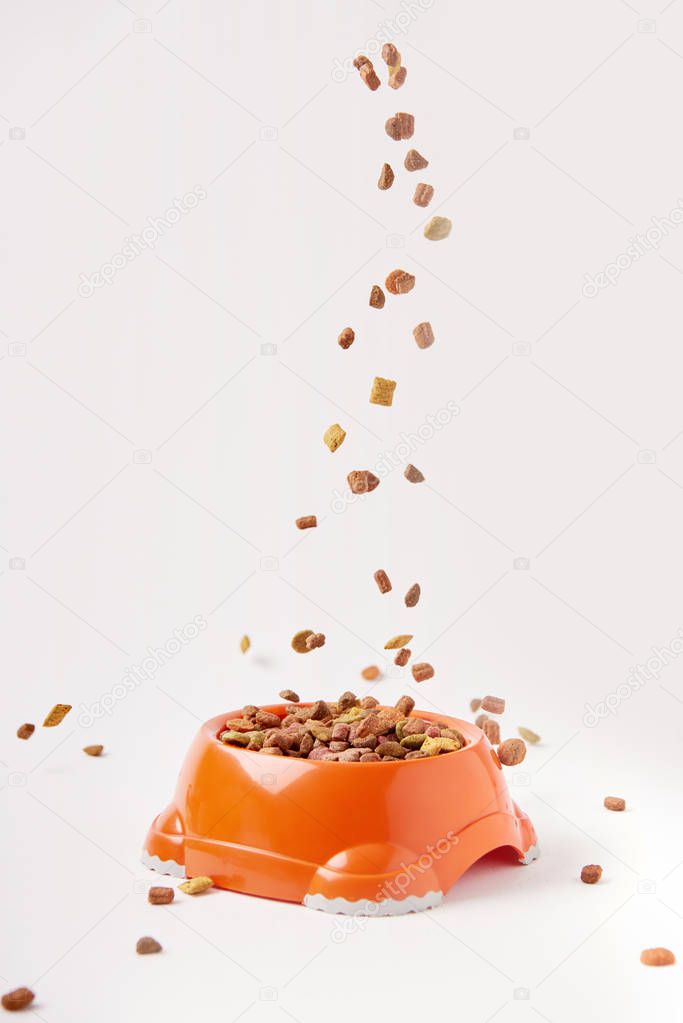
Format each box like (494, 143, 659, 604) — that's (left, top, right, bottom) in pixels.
(16, 723, 34, 740)
(413, 183, 434, 208)
(370, 376, 397, 406)
(404, 463, 425, 483)
(389, 67, 407, 89)
(240, 634, 250, 654)
(385, 269, 415, 295)
(518, 726, 540, 744)
(179, 876, 213, 895)
(305, 632, 326, 650)
(604, 796, 626, 812)
(640, 948, 675, 966)
(482, 719, 500, 745)
(384, 634, 413, 649)
(475, 713, 489, 728)
(381, 43, 400, 68)
(354, 55, 380, 91)
(404, 583, 421, 607)
(374, 569, 392, 594)
(385, 112, 414, 140)
(279, 689, 300, 702)
(481, 695, 505, 715)
(412, 662, 434, 683)
(1, 988, 35, 1011)
(347, 470, 380, 494)
(338, 327, 355, 349)
(394, 648, 411, 666)
(498, 738, 526, 766)
(424, 215, 452, 241)
(291, 629, 314, 653)
(369, 284, 386, 308)
(148, 886, 174, 905)
(470, 698, 482, 712)
(361, 665, 380, 680)
(413, 322, 434, 349)
(378, 163, 395, 190)
(405, 148, 429, 171)
(324, 423, 346, 452)
(43, 704, 72, 728)
(136, 936, 162, 955)
(295, 515, 317, 530)
(580, 864, 602, 885)
(83, 745, 103, 757)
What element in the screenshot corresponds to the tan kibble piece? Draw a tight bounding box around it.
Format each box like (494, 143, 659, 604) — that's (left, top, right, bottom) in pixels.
(424, 215, 452, 241)
(291, 629, 314, 653)
(604, 796, 626, 812)
(16, 723, 35, 740)
(385, 269, 415, 295)
(641, 948, 675, 966)
(324, 423, 346, 452)
(413, 322, 434, 349)
(395, 695, 415, 715)
(374, 569, 392, 594)
(384, 634, 413, 650)
(305, 632, 326, 650)
(412, 662, 434, 683)
(361, 665, 380, 681)
(178, 876, 213, 895)
(353, 55, 371, 69)
(482, 719, 500, 745)
(404, 463, 424, 483)
(279, 689, 300, 702)
(296, 516, 317, 531)
(580, 864, 603, 885)
(413, 183, 434, 208)
(470, 698, 482, 712)
(136, 936, 162, 954)
(378, 163, 395, 190)
(498, 738, 526, 766)
(389, 67, 407, 89)
(370, 376, 397, 406)
(394, 648, 411, 666)
(404, 583, 420, 607)
(83, 744, 103, 757)
(481, 695, 505, 715)
(369, 285, 386, 308)
(518, 726, 540, 744)
(338, 327, 355, 349)
(475, 713, 489, 728)
(385, 111, 414, 140)
(381, 43, 400, 67)
(240, 634, 250, 654)
(355, 58, 380, 91)
(1, 988, 35, 1011)
(347, 470, 380, 494)
(404, 149, 429, 171)
(148, 886, 174, 905)
(43, 704, 71, 728)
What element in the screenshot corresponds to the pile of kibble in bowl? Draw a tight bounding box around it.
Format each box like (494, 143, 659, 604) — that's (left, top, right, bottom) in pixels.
(218, 691, 465, 762)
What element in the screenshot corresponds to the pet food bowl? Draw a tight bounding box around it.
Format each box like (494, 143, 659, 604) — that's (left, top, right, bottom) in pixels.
(142, 705, 538, 915)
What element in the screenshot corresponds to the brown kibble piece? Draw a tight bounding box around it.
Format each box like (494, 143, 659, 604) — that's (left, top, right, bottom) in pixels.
(404, 463, 425, 483)
(384, 634, 413, 649)
(338, 327, 355, 349)
(389, 67, 407, 89)
(361, 665, 380, 681)
(240, 634, 250, 654)
(360, 63, 381, 91)
(424, 215, 452, 241)
(136, 936, 162, 954)
(482, 719, 500, 745)
(295, 515, 317, 530)
(347, 470, 380, 494)
(518, 726, 540, 744)
(279, 689, 300, 702)
(43, 703, 71, 727)
(83, 744, 103, 757)
(369, 376, 397, 406)
(378, 163, 394, 190)
(404, 149, 429, 172)
(385, 112, 414, 140)
(395, 694, 415, 715)
(324, 423, 346, 453)
(498, 738, 526, 766)
(413, 183, 434, 208)
(179, 876, 213, 895)
(412, 662, 434, 683)
(385, 269, 415, 295)
(580, 864, 603, 885)
(369, 285, 385, 309)
(394, 648, 411, 666)
(291, 629, 314, 653)
(470, 698, 482, 712)
(381, 43, 400, 67)
(404, 583, 420, 607)
(604, 796, 626, 812)
(641, 948, 675, 966)
(475, 713, 489, 729)
(481, 695, 505, 715)
(16, 723, 34, 740)
(148, 886, 174, 905)
(353, 55, 371, 70)
(374, 569, 392, 594)
(413, 322, 434, 349)
(1, 988, 35, 1011)
(305, 632, 326, 650)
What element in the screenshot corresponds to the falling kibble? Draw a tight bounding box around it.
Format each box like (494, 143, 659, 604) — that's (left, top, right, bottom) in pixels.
(83, 745, 103, 757)
(240, 635, 250, 654)
(384, 634, 413, 650)
(291, 630, 314, 653)
(1, 988, 35, 1011)
(16, 723, 35, 740)
(43, 704, 72, 727)
(361, 665, 380, 681)
(136, 936, 162, 955)
(518, 726, 540, 744)
(640, 948, 675, 967)
(423, 215, 452, 241)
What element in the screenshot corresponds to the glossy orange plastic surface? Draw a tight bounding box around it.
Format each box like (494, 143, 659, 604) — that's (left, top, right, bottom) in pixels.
(143, 705, 538, 912)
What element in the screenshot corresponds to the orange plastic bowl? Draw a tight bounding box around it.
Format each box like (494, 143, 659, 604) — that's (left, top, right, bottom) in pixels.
(142, 705, 538, 915)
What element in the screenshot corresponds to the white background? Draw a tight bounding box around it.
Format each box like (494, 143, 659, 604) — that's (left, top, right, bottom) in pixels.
(2, 0, 683, 1019)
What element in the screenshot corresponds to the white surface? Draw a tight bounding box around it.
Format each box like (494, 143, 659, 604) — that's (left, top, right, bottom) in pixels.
(2, 1, 683, 1020)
